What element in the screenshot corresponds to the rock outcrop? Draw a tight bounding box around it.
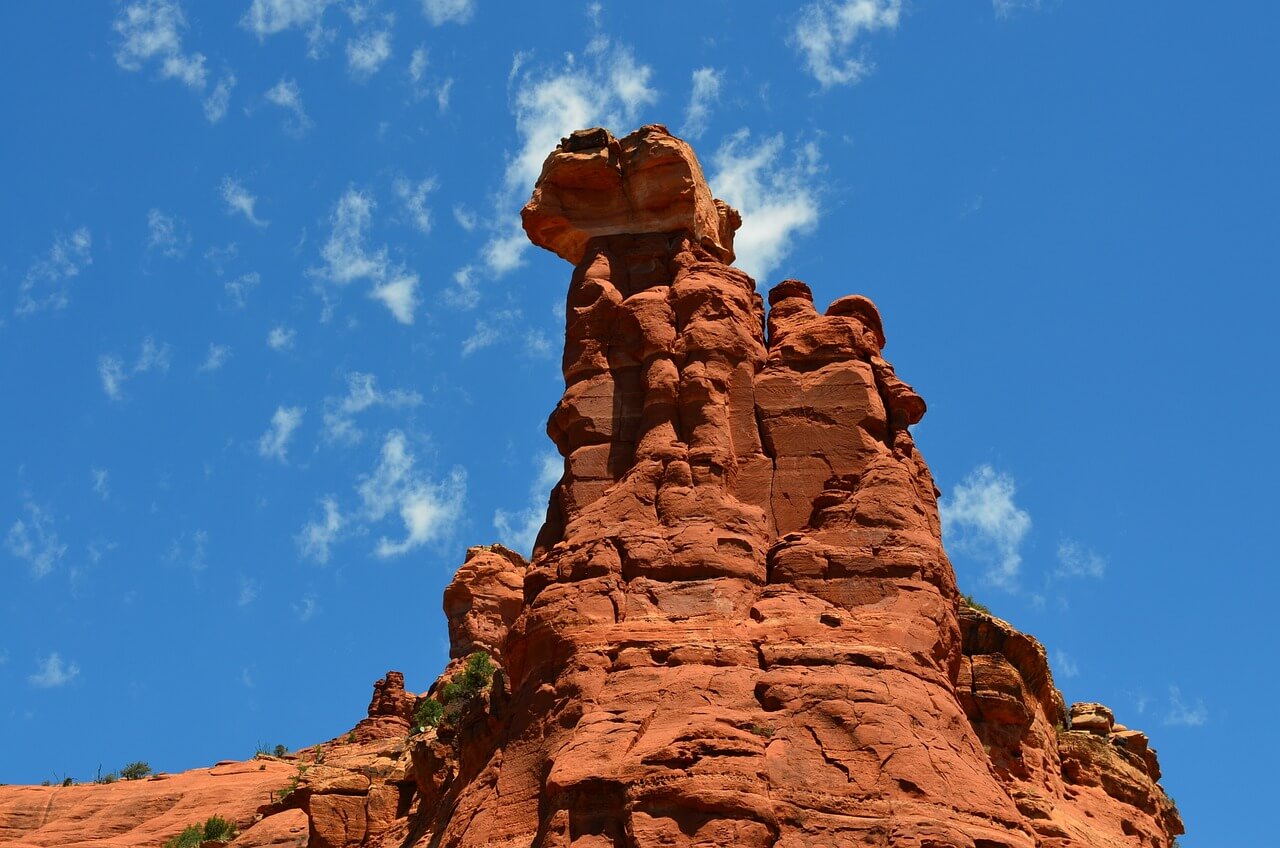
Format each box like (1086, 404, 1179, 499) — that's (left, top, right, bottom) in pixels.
(401, 124, 1183, 847)
(0, 124, 1181, 847)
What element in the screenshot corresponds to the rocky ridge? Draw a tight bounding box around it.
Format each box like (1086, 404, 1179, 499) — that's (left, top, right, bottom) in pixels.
(0, 125, 1181, 847)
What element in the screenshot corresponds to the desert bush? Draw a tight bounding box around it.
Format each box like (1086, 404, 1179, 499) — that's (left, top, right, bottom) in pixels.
(120, 761, 151, 780)
(417, 652, 497, 732)
(273, 743, 287, 758)
(962, 594, 992, 615)
(162, 814, 237, 848)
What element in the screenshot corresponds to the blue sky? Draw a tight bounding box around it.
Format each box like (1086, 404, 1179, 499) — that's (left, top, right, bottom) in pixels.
(1, 1, 1275, 841)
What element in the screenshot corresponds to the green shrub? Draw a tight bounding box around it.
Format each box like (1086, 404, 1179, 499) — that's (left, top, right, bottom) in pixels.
(414, 652, 498, 733)
(962, 594, 991, 615)
(162, 815, 238, 848)
(748, 723, 775, 739)
(346, 731, 356, 744)
(415, 697, 444, 730)
(62, 777, 74, 787)
(120, 761, 151, 780)
(273, 744, 288, 758)
(275, 764, 307, 804)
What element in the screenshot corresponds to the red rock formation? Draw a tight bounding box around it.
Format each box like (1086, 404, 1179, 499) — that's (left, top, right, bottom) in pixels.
(403, 124, 1184, 848)
(0, 124, 1182, 847)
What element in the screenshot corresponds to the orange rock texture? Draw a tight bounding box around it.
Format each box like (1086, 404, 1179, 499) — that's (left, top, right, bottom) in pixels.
(0, 125, 1182, 847)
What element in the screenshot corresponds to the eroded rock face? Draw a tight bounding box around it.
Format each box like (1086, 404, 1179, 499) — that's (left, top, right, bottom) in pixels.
(400, 126, 1184, 848)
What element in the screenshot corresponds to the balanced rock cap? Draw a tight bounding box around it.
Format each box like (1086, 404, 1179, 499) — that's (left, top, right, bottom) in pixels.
(521, 124, 741, 266)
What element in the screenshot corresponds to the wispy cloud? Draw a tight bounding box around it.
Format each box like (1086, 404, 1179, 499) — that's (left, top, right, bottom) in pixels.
(203, 73, 236, 122)
(313, 188, 420, 324)
(709, 130, 821, 282)
(264, 77, 312, 136)
(220, 177, 269, 227)
(258, 405, 305, 462)
(293, 592, 320, 621)
(266, 325, 296, 351)
(29, 653, 79, 688)
(99, 336, 172, 400)
(421, 0, 475, 26)
(198, 343, 231, 372)
(993, 0, 1046, 18)
(237, 577, 260, 607)
(146, 209, 189, 259)
(791, 0, 901, 88)
(1165, 686, 1208, 727)
(394, 176, 437, 234)
(91, 468, 110, 501)
(681, 67, 722, 140)
(939, 464, 1032, 589)
(16, 227, 91, 315)
(346, 28, 392, 80)
(297, 497, 344, 563)
(482, 36, 658, 277)
(322, 372, 422, 445)
(6, 501, 67, 578)
(359, 431, 466, 557)
(241, 0, 335, 37)
(223, 271, 260, 309)
(166, 529, 209, 572)
(113, 0, 207, 89)
(1052, 649, 1079, 679)
(494, 453, 561, 555)
(461, 309, 552, 357)
(1056, 539, 1106, 579)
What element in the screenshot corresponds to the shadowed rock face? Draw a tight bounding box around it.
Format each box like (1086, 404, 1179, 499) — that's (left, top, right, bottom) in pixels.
(406, 124, 1183, 847)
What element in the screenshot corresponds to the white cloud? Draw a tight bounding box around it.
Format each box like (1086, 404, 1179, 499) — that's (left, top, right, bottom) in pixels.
(394, 176, 436, 234)
(29, 653, 79, 688)
(146, 209, 189, 258)
(1164, 686, 1208, 727)
(113, 0, 208, 89)
(91, 468, 110, 500)
(220, 177, 269, 226)
(264, 77, 312, 135)
(314, 188, 420, 324)
(1052, 649, 1079, 679)
(481, 37, 658, 276)
(258, 405, 305, 461)
(436, 77, 454, 112)
(993, 0, 1044, 18)
(323, 371, 422, 445)
(709, 130, 821, 282)
(203, 73, 236, 122)
(296, 496, 344, 563)
(452, 204, 477, 232)
(293, 592, 320, 621)
(6, 502, 67, 578)
(237, 577, 260, 607)
(359, 431, 466, 557)
(267, 325, 297, 351)
(939, 464, 1031, 590)
(459, 308, 554, 357)
(99, 356, 127, 400)
(223, 271, 260, 309)
(680, 67, 722, 140)
(1056, 539, 1106, 579)
(199, 343, 231, 372)
(791, 0, 900, 88)
(167, 529, 209, 572)
(409, 45, 428, 83)
(445, 265, 479, 309)
(346, 28, 392, 80)
(241, 0, 335, 37)
(494, 453, 561, 555)
(99, 336, 172, 400)
(421, 0, 474, 26)
(16, 227, 92, 315)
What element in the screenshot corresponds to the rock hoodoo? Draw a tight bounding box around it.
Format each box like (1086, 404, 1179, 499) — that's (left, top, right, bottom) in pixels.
(408, 124, 1183, 847)
(0, 125, 1181, 847)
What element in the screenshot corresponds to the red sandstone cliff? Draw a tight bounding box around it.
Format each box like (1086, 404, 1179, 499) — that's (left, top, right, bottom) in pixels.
(0, 125, 1181, 847)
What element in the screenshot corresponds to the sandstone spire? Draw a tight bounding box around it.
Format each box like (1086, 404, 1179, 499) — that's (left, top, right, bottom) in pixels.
(409, 124, 1183, 847)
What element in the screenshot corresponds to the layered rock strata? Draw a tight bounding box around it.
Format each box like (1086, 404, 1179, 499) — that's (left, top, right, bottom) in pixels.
(402, 124, 1183, 847)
